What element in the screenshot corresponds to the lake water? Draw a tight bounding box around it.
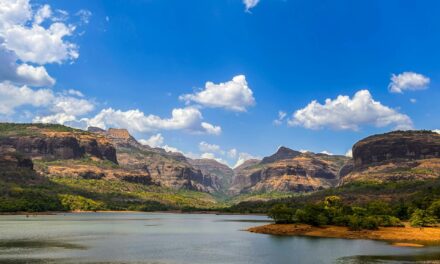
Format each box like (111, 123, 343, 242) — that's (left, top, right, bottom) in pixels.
(0, 213, 439, 264)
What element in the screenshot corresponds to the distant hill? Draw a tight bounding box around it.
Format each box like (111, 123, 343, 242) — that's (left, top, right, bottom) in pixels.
(229, 146, 349, 194)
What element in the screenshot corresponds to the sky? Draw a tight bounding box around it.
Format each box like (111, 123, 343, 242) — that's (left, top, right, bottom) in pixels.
(1, 0, 439, 167)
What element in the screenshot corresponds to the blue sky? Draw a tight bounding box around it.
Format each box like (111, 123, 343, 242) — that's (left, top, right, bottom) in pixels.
(1, 0, 439, 167)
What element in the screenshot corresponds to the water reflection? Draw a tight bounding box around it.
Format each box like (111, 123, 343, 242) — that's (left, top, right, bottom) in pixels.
(0, 213, 439, 264)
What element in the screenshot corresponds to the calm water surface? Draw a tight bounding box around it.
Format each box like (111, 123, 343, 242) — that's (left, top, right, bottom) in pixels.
(0, 213, 439, 264)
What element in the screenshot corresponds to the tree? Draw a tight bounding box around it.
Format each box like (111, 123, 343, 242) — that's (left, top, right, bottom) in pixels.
(268, 204, 295, 224)
(410, 209, 437, 227)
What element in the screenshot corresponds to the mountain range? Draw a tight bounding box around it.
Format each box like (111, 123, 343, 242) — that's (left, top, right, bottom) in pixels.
(1, 122, 439, 212)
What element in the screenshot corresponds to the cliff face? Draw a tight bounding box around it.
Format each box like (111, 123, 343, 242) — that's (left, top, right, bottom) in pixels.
(0, 127, 117, 163)
(353, 131, 440, 168)
(229, 147, 349, 194)
(342, 131, 440, 183)
(189, 159, 234, 191)
(90, 127, 221, 193)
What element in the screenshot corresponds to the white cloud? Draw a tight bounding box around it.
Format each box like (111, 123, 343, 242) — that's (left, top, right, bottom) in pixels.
(410, 98, 417, 104)
(289, 90, 413, 131)
(0, 47, 55, 86)
(273, 110, 287, 125)
(34, 4, 51, 25)
(243, 0, 260, 11)
(75, 9, 92, 25)
(433, 130, 440, 134)
(345, 149, 353, 158)
(0, 82, 94, 124)
(180, 75, 255, 112)
(0, 0, 32, 29)
(234, 152, 259, 168)
(0, 82, 53, 114)
(33, 112, 76, 124)
(227, 148, 238, 158)
(85, 107, 221, 135)
(0, 0, 79, 66)
(162, 145, 182, 154)
(201, 122, 222, 135)
(389, 72, 430, 93)
(139, 133, 164, 148)
(199, 141, 223, 154)
(51, 96, 95, 116)
(66, 89, 84, 97)
(3, 22, 78, 64)
(320, 150, 333, 155)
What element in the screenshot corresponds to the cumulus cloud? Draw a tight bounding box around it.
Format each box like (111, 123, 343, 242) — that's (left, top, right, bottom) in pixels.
(389, 72, 430, 93)
(33, 112, 76, 124)
(320, 150, 333, 155)
(345, 149, 353, 158)
(0, 0, 85, 88)
(243, 0, 260, 11)
(273, 110, 287, 126)
(180, 75, 255, 112)
(51, 96, 95, 116)
(84, 107, 221, 135)
(0, 82, 53, 114)
(289, 90, 413, 131)
(0, 48, 55, 86)
(433, 130, 440, 134)
(139, 133, 164, 148)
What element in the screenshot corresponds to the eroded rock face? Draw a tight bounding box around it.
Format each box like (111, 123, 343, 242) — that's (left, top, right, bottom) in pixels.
(353, 131, 440, 169)
(342, 131, 440, 183)
(189, 159, 234, 191)
(91, 128, 221, 193)
(229, 148, 349, 194)
(0, 130, 117, 163)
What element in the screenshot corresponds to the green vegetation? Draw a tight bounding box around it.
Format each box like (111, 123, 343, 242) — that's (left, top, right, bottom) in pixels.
(267, 196, 407, 230)
(0, 172, 222, 212)
(0, 123, 84, 137)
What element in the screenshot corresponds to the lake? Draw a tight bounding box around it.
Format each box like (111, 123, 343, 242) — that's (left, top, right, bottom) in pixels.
(0, 213, 439, 264)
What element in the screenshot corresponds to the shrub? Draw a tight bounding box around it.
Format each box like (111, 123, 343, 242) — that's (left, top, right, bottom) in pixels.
(59, 194, 105, 211)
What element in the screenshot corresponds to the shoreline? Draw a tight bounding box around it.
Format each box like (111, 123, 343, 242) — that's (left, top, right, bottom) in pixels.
(0, 210, 265, 216)
(247, 223, 440, 247)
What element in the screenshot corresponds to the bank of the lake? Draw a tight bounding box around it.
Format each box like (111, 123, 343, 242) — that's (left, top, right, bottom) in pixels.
(247, 223, 440, 247)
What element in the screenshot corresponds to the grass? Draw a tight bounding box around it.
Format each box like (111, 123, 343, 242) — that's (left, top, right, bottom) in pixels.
(0, 122, 89, 138)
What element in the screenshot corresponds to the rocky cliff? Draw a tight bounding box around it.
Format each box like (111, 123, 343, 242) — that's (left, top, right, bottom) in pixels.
(229, 147, 349, 194)
(88, 127, 221, 193)
(342, 130, 440, 183)
(189, 159, 234, 191)
(0, 124, 117, 163)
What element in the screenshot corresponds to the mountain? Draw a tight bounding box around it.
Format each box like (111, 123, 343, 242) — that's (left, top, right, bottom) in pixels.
(0, 123, 220, 212)
(189, 158, 234, 192)
(260, 147, 301, 164)
(87, 127, 221, 193)
(342, 130, 440, 183)
(229, 147, 349, 194)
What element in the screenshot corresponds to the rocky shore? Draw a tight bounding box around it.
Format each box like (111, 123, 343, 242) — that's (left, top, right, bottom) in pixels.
(247, 223, 440, 247)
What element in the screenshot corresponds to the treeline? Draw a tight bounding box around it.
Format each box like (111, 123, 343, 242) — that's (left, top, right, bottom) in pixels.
(268, 195, 440, 230)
